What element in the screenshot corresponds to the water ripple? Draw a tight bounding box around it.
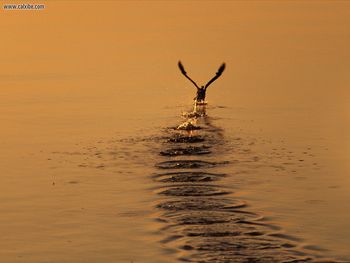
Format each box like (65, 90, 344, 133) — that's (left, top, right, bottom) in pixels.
(150, 104, 329, 263)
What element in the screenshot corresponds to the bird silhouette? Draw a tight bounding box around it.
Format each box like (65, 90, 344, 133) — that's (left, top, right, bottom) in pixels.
(178, 61, 226, 103)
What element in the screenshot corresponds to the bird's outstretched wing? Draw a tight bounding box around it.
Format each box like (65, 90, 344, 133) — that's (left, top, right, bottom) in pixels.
(204, 63, 226, 89)
(178, 61, 200, 89)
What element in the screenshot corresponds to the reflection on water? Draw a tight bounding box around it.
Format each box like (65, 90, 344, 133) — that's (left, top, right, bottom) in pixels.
(2, 1, 350, 262)
(152, 103, 338, 263)
(37, 102, 349, 263)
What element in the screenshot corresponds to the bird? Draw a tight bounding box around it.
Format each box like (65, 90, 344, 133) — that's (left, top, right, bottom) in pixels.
(178, 61, 226, 104)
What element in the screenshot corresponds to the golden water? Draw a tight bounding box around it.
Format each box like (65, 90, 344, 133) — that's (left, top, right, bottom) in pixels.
(1, 1, 350, 262)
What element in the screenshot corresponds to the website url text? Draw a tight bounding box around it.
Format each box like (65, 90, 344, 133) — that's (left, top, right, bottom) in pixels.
(3, 3, 45, 10)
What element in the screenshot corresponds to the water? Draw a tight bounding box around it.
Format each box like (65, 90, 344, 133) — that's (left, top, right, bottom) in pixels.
(1, 1, 350, 262)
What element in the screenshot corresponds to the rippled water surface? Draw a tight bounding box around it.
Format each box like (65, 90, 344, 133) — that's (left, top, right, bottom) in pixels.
(1, 2, 350, 263)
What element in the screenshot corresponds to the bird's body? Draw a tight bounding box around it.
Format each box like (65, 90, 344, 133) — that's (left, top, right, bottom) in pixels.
(178, 61, 226, 104)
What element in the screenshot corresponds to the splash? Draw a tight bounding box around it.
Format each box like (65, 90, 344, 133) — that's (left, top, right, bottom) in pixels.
(150, 102, 338, 263)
